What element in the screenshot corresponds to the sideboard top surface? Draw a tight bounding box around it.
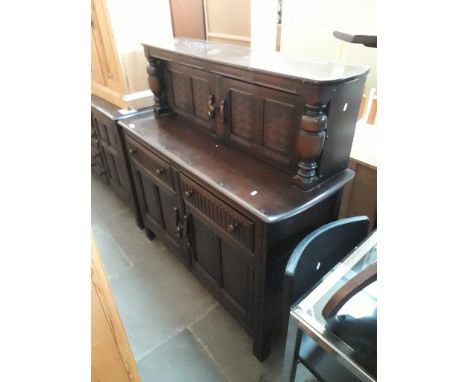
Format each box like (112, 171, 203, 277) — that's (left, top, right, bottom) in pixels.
(142, 38, 369, 85)
(119, 113, 353, 223)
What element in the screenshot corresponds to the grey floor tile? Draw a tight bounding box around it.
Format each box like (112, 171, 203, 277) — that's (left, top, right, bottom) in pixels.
(190, 305, 273, 382)
(108, 252, 217, 360)
(99, 208, 165, 266)
(137, 329, 228, 382)
(91, 173, 129, 223)
(92, 223, 132, 276)
(190, 305, 316, 382)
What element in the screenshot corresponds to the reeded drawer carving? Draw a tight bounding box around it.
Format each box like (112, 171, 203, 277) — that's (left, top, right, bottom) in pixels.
(126, 136, 173, 190)
(180, 174, 255, 252)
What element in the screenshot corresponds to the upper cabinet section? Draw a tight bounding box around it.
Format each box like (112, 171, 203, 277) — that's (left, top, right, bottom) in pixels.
(144, 38, 369, 191)
(143, 38, 369, 85)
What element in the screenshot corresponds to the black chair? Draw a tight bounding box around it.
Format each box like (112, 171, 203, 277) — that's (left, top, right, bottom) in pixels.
(283, 216, 370, 382)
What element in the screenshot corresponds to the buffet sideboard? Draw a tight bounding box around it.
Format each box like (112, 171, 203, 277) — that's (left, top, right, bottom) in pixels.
(103, 38, 368, 361)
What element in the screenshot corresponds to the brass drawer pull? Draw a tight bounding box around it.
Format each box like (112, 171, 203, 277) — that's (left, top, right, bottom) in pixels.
(155, 168, 165, 176)
(228, 221, 239, 233)
(208, 94, 215, 118)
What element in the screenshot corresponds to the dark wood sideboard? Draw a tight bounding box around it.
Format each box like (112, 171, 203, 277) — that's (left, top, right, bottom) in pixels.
(99, 38, 368, 361)
(91, 95, 152, 227)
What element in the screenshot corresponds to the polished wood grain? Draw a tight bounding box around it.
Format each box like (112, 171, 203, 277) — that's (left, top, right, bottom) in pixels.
(143, 38, 367, 189)
(120, 113, 349, 361)
(120, 114, 353, 223)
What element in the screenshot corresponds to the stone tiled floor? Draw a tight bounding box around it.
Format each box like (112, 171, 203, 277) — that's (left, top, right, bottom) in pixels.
(91, 173, 316, 382)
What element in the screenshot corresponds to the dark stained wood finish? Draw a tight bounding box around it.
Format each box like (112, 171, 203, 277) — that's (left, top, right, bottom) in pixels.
(119, 114, 353, 223)
(115, 38, 368, 361)
(91, 116, 108, 182)
(180, 173, 255, 252)
(120, 114, 352, 361)
(143, 38, 368, 188)
(91, 94, 152, 228)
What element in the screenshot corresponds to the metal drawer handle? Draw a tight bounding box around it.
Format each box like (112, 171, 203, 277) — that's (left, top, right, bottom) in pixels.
(208, 94, 215, 118)
(227, 221, 239, 233)
(129, 148, 137, 155)
(155, 168, 165, 176)
(185, 188, 193, 198)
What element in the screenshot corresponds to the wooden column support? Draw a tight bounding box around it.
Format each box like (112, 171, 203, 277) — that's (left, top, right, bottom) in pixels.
(147, 57, 169, 116)
(293, 105, 328, 190)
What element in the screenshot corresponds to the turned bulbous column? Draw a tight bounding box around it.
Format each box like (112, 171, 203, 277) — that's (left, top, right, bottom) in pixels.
(147, 57, 169, 116)
(293, 105, 328, 190)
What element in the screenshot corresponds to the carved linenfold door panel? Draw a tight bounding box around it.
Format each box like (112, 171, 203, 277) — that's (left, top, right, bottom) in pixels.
(167, 63, 217, 134)
(220, 77, 302, 171)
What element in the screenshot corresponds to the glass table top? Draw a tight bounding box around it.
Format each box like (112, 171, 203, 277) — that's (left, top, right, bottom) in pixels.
(292, 231, 377, 381)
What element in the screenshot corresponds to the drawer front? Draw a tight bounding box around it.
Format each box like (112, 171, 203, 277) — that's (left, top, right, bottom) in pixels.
(180, 174, 255, 252)
(127, 136, 173, 190)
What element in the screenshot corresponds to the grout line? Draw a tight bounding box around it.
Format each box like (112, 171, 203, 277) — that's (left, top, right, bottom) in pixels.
(135, 302, 219, 363)
(189, 327, 233, 382)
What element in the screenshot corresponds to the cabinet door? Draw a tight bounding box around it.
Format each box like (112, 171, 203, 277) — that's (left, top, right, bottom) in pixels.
(91, 116, 108, 182)
(92, 113, 133, 206)
(220, 78, 303, 170)
(166, 63, 217, 135)
(186, 206, 254, 328)
(128, 140, 184, 258)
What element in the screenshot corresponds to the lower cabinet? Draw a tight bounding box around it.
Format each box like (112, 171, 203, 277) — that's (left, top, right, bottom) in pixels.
(126, 134, 256, 330)
(122, 129, 346, 361)
(91, 110, 134, 208)
(185, 206, 254, 330)
(91, 117, 108, 182)
(127, 137, 185, 262)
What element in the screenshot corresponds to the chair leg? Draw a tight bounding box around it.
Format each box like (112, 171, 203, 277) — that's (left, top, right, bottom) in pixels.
(282, 316, 302, 382)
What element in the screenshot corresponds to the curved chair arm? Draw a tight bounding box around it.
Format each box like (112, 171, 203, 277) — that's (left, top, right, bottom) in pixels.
(323, 261, 377, 319)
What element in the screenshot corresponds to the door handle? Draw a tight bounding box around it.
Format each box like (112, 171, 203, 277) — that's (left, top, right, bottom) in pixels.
(220, 99, 226, 123)
(183, 215, 192, 248)
(173, 207, 182, 238)
(208, 94, 215, 118)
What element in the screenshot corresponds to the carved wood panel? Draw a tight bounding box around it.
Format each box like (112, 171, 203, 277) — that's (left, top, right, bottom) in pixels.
(192, 77, 210, 120)
(171, 70, 193, 112)
(262, 99, 294, 155)
(230, 90, 256, 142)
(180, 174, 255, 252)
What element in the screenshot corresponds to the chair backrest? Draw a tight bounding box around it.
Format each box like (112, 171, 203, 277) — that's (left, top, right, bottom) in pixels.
(283, 216, 369, 331)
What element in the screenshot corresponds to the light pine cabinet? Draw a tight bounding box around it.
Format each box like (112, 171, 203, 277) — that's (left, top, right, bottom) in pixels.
(91, 0, 154, 109)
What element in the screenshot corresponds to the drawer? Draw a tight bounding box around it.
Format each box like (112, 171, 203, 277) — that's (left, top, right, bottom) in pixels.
(180, 174, 255, 252)
(127, 136, 173, 190)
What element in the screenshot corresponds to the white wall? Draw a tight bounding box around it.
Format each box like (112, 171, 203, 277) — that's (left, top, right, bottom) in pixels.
(280, 0, 377, 89)
(251, 0, 277, 52)
(105, 0, 173, 93)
